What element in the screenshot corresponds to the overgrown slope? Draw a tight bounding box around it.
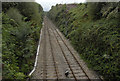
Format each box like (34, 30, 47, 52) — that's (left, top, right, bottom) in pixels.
(48, 2, 120, 81)
(2, 2, 43, 79)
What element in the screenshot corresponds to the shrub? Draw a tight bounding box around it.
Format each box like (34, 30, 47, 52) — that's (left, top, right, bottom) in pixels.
(7, 8, 23, 25)
(2, 2, 43, 79)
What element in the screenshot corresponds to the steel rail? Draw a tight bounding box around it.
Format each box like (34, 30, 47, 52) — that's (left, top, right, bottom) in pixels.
(46, 18, 59, 80)
(43, 21, 47, 81)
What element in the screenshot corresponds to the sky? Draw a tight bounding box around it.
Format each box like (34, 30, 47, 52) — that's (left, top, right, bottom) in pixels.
(35, 0, 86, 11)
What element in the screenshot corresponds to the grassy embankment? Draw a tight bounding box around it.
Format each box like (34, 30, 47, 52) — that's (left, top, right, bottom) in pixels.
(48, 2, 120, 81)
(2, 2, 43, 79)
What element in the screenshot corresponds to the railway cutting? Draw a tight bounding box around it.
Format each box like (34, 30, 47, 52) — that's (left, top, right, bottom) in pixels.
(31, 16, 102, 81)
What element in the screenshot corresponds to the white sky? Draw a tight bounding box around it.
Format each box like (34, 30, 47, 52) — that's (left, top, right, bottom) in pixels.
(35, 0, 86, 11)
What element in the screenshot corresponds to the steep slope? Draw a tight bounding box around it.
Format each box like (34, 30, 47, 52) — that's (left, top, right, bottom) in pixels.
(48, 2, 120, 81)
(2, 2, 43, 79)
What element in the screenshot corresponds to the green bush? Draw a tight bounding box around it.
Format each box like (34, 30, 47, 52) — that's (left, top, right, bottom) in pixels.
(7, 8, 23, 25)
(2, 2, 43, 79)
(17, 2, 43, 22)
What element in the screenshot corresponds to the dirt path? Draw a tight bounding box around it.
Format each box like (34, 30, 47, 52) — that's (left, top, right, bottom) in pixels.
(31, 16, 102, 81)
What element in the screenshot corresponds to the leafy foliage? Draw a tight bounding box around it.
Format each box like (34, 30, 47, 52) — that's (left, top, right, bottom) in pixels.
(48, 2, 120, 81)
(2, 2, 43, 79)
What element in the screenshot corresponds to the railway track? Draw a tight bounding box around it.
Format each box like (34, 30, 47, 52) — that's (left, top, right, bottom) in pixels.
(40, 18, 60, 80)
(46, 17, 90, 81)
(47, 20, 59, 80)
(31, 16, 103, 81)
(43, 23, 47, 80)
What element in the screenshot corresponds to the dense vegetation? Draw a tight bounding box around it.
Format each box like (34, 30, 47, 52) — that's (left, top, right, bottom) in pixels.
(2, 2, 43, 79)
(48, 2, 120, 81)
(0, 10, 1, 77)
